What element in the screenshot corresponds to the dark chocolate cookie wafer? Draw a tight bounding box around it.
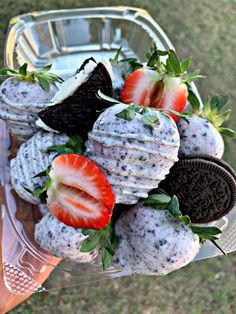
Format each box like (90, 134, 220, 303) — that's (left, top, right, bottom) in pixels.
(181, 154, 236, 180)
(160, 157, 236, 223)
(38, 61, 113, 137)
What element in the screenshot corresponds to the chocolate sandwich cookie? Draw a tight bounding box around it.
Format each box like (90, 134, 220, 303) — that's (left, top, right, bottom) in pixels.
(38, 60, 113, 137)
(181, 154, 236, 181)
(160, 155, 236, 223)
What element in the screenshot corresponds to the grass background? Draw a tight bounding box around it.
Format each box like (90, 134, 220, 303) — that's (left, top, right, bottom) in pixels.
(0, 0, 235, 313)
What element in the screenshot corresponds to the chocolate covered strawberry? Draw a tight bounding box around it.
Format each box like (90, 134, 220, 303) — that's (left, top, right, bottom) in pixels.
(113, 192, 224, 275)
(120, 47, 202, 121)
(46, 154, 115, 230)
(177, 94, 235, 158)
(86, 94, 180, 205)
(0, 63, 62, 140)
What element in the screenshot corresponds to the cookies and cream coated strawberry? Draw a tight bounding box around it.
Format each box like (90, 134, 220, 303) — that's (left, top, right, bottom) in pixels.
(86, 104, 180, 204)
(0, 77, 58, 140)
(35, 213, 98, 262)
(177, 116, 224, 158)
(10, 131, 68, 204)
(113, 202, 200, 275)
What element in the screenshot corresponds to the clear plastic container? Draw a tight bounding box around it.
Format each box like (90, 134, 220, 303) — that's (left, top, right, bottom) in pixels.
(1, 6, 236, 295)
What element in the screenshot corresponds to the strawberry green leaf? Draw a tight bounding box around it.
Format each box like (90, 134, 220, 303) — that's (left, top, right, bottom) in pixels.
(66, 135, 84, 155)
(202, 97, 211, 116)
(188, 90, 201, 112)
(128, 105, 144, 113)
(210, 240, 226, 256)
(81, 223, 117, 270)
(210, 94, 229, 113)
(141, 115, 159, 126)
(119, 57, 143, 77)
(159, 108, 190, 123)
(167, 195, 181, 217)
(0, 63, 63, 91)
(113, 46, 122, 63)
(155, 50, 169, 56)
(179, 215, 191, 226)
(37, 178, 51, 196)
(37, 76, 50, 91)
(181, 57, 191, 73)
(19, 63, 28, 77)
(48, 135, 84, 156)
(80, 234, 101, 252)
(147, 51, 159, 67)
(219, 127, 236, 138)
(41, 72, 64, 83)
(39, 64, 52, 72)
(144, 193, 171, 209)
(0, 68, 18, 75)
(146, 190, 225, 255)
(166, 49, 182, 75)
(214, 110, 231, 127)
(102, 247, 113, 270)
(189, 225, 225, 254)
(33, 167, 50, 178)
(82, 229, 100, 237)
(190, 226, 222, 236)
(116, 109, 136, 121)
(183, 70, 205, 84)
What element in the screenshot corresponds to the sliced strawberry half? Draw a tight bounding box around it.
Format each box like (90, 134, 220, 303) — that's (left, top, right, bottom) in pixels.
(47, 154, 115, 230)
(120, 68, 188, 121)
(120, 68, 163, 106)
(158, 76, 188, 121)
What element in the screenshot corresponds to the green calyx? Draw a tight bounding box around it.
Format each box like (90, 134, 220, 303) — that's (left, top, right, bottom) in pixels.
(22, 134, 84, 202)
(23, 167, 51, 204)
(188, 91, 235, 138)
(146, 43, 205, 83)
(97, 90, 189, 125)
(0, 63, 63, 91)
(144, 189, 226, 255)
(47, 134, 84, 156)
(80, 222, 118, 270)
(114, 43, 205, 83)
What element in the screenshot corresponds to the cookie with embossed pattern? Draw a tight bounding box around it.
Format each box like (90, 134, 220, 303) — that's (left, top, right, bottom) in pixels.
(160, 156, 236, 223)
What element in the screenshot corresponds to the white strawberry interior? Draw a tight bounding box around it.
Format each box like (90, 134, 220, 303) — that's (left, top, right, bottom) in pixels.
(49, 162, 101, 201)
(49, 184, 102, 219)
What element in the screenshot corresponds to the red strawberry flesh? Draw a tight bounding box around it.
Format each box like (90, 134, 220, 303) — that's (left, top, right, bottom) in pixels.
(120, 68, 188, 121)
(157, 76, 188, 121)
(120, 68, 162, 106)
(47, 154, 115, 230)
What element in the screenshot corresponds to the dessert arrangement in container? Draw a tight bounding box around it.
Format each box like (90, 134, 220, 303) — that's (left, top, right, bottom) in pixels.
(1, 7, 236, 295)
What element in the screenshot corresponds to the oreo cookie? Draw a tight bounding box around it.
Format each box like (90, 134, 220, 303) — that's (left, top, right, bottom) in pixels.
(160, 155, 236, 223)
(181, 154, 236, 181)
(38, 61, 113, 137)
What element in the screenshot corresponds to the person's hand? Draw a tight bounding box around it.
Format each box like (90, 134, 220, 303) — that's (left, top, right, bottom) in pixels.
(0, 195, 60, 314)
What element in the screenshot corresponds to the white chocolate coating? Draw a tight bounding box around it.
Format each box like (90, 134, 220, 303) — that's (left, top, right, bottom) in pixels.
(35, 213, 98, 262)
(177, 116, 224, 158)
(86, 104, 180, 204)
(113, 202, 200, 275)
(10, 131, 68, 204)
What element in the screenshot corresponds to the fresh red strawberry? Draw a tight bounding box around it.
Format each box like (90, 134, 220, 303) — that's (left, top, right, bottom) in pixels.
(120, 68, 163, 107)
(157, 76, 188, 121)
(47, 154, 115, 230)
(120, 68, 188, 121)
